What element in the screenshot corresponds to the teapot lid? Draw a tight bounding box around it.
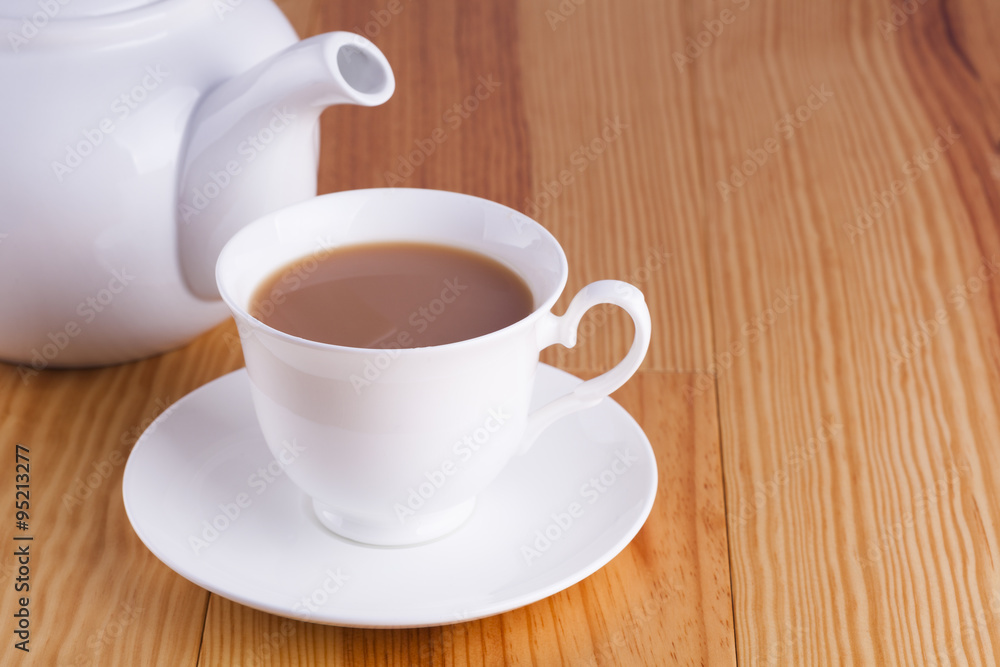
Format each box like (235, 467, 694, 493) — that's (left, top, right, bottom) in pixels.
(0, 0, 159, 19)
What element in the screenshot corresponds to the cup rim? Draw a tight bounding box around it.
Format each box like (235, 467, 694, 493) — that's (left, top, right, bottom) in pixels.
(216, 187, 569, 355)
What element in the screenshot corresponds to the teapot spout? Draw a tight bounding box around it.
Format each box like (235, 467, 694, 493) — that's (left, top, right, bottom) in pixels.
(177, 32, 394, 300)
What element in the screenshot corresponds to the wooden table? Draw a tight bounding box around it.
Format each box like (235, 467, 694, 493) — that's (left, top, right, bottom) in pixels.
(4, 0, 1000, 664)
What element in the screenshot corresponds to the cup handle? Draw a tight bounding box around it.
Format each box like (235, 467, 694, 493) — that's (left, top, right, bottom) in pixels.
(520, 280, 652, 454)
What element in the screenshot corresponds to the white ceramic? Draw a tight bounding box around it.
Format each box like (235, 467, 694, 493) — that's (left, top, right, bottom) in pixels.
(0, 0, 394, 367)
(122, 366, 658, 628)
(216, 188, 651, 546)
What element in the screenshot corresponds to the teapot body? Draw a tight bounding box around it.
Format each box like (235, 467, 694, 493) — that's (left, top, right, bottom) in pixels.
(0, 0, 305, 368)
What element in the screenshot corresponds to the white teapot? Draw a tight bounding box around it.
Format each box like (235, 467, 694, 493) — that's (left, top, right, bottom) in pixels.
(0, 0, 394, 369)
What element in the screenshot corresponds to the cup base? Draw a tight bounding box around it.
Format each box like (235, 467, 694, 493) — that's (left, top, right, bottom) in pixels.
(312, 497, 477, 547)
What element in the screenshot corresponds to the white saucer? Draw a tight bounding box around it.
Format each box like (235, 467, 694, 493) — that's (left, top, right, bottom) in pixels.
(122, 364, 657, 628)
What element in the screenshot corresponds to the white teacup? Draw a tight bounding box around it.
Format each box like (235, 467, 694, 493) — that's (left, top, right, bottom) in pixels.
(216, 188, 651, 546)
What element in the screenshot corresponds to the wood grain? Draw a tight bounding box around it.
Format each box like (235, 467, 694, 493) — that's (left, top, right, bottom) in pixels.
(0, 323, 242, 666)
(697, 0, 1000, 663)
(517, 0, 712, 373)
(195, 373, 735, 667)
